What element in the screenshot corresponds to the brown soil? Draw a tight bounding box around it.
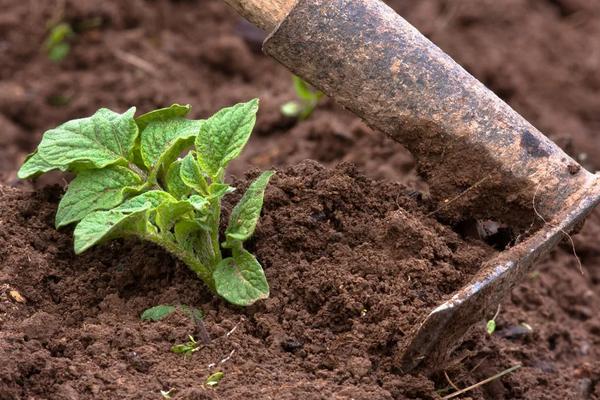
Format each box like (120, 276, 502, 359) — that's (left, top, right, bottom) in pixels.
(0, 162, 493, 399)
(1, 0, 600, 399)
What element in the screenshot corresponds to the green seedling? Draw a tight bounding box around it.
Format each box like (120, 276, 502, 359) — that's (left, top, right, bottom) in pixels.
(19, 100, 274, 306)
(171, 335, 202, 356)
(160, 388, 175, 399)
(486, 319, 496, 335)
(205, 371, 224, 388)
(140, 304, 203, 322)
(45, 22, 74, 62)
(281, 75, 324, 120)
(486, 305, 501, 335)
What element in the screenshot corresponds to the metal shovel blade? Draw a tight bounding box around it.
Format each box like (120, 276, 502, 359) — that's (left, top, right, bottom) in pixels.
(262, 0, 600, 370)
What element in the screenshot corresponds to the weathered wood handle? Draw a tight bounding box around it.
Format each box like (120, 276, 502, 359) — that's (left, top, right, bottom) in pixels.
(223, 0, 296, 31)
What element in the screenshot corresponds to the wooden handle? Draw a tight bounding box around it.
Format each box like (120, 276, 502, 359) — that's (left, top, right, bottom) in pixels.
(223, 0, 296, 31)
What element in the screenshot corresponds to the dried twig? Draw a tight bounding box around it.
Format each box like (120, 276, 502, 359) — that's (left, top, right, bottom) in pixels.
(113, 49, 160, 76)
(441, 364, 522, 400)
(444, 371, 460, 392)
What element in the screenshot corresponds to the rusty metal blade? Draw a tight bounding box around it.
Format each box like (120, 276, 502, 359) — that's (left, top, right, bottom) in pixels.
(398, 177, 600, 371)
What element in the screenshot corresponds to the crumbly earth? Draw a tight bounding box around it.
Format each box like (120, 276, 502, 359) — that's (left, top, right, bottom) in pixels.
(0, 162, 493, 399)
(1, 0, 600, 399)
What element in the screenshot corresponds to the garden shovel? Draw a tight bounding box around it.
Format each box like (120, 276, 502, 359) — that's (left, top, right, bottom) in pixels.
(223, 0, 600, 371)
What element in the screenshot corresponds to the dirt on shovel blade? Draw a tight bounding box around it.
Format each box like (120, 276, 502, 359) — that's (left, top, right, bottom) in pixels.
(1, 0, 600, 399)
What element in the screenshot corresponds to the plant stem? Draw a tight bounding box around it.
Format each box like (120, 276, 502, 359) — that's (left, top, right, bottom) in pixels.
(210, 199, 222, 264)
(145, 233, 216, 292)
(209, 171, 226, 266)
(129, 162, 148, 180)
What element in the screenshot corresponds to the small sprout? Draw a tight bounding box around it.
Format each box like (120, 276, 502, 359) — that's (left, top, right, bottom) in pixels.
(171, 335, 201, 356)
(45, 22, 74, 62)
(205, 371, 224, 388)
(160, 388, 175, 399)
(140, 304, 203, 322)
(141, 305, 177, 321)
(360, 308, 368, 317)
(486, 319, 496, 335)
(19, 100, 273, 307)
(281, 76, 324, 120)
(486, 305, 501, 335)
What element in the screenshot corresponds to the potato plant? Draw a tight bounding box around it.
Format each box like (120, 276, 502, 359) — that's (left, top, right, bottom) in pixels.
(19, 99, 273, 306)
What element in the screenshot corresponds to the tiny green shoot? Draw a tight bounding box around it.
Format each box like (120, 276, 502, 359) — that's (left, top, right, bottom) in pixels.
(281, 76, 324, 120)
(160, 388, 175, 399)
(486, 305, 501, 335)
(19, 100, 274, 306)
(45, 22, 74, 62)
(171, 335, 201, 356)
(205, 371, 224, 388)
(140, 304, 203, 322)
(486, 319, 496, 335)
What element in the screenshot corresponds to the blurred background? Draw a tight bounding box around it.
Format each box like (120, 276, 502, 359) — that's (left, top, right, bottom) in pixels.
(0, 0, 598, 189)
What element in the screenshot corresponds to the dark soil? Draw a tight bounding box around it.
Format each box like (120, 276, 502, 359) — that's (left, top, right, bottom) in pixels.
(0, 162, 493, 399)
(1, 0, 600, 399)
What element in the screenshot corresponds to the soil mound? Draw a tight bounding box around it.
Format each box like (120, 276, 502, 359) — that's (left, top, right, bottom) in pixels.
(0, 161, 492, 399)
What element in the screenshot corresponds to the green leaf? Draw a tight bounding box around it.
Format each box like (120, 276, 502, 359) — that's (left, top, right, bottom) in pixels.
(292, 76, 316, 102)
(208, 182, 235, 200)
(195, 99, 259, 177)
(73, 207, 151, 254)
(188, 195, 209, 212)
(180, 153, 209, 194)
(135, 104, 190, 131)
(55, 166, 143, 228)
(486, 319, 496, 335)
(205, 371, 224, 388)
(34, 107, 138, 173)
(140, 115, 200, 173)
(225, 171, 274, 245)
(171, 336, 200, 355)
(213, 247, 269, 306)
(141, 305, 177, 321)
(48, 42, 70, 62)
(17, 151, 56, 179)
(179, 305, 203, 321)
(155, 199, 195, 232)
(174, 219, 214, 266)
(73, 191, 174, 254)
(165, 160, 191, 199)
(45, 23, 73, 47)
(116, 190, 175, 212)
